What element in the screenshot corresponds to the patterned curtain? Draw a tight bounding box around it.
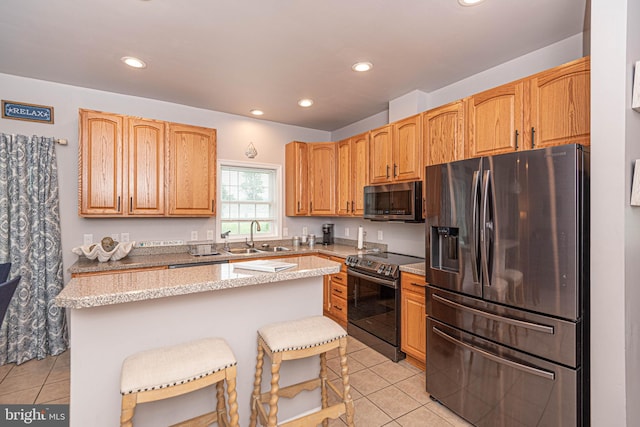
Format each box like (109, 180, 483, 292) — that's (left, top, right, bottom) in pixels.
(0, 134, 67, 365)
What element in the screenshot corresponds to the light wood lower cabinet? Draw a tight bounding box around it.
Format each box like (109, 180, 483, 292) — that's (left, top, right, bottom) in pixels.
(321, 255, 348, 328)
(401, 271, 426, 370)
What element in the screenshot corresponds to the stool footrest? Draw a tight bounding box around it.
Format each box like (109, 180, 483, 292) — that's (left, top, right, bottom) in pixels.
(280, 404, 346, 427)
(169, 410, 217, 427)
(259, 378, 321, 403)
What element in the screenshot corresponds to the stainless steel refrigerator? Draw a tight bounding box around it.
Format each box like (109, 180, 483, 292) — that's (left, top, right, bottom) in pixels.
(424, 144, 589, 426)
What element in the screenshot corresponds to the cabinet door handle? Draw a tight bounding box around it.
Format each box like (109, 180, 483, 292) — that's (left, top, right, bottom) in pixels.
(531, 127, 536, 148)
(310, 201, 313, 212)
(351, 201, 354, 213)
(386, 165, 390, 179)
(298, 201, 301, 212)
(411, 282, 427, 288)
(117, 196, 121, 212)
(129, 197, 133, 213)
(346, 201, 349, 212)
(394, 163, 398, 177)
(211, 200, 215, 212)
(514, 130, 519, 149)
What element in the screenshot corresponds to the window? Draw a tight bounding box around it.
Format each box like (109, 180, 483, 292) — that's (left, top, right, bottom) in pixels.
(218, 161, 281, 241)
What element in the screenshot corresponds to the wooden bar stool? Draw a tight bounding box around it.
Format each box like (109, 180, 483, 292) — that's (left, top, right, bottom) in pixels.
(120, 337, 239, 427)
(249, 316, 355, 427)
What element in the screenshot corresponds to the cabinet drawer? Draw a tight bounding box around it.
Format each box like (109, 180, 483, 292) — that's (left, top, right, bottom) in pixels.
(401, 272, 426, 294)
(330, 295, 347, 322)
(331, 271, 347, 286)
(331, 280, 347, 298)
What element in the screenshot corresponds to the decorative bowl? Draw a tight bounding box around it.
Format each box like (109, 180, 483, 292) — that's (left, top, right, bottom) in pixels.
(72, 241, 136, 262)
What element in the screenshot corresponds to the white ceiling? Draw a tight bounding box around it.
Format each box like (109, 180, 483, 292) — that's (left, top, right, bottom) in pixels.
(0, 0, 588, 131)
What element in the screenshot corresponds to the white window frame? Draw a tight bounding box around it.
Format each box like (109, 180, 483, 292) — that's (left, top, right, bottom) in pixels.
(216, 159, 282, 242)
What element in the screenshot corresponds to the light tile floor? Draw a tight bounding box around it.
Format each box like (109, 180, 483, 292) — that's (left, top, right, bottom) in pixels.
(0, 337, 471, 426)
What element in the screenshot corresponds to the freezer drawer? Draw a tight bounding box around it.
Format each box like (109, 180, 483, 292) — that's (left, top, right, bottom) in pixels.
(427, 318, 583, 427)
(427, 286, 581, 368)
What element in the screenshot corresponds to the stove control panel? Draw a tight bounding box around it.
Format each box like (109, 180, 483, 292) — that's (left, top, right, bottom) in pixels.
(345, 255, 399, 278)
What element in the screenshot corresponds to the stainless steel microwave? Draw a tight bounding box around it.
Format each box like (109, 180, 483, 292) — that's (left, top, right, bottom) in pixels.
(363, 181, 423, 222)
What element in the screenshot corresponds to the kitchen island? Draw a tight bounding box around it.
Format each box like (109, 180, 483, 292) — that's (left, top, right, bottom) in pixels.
(56, 255, 341, 427)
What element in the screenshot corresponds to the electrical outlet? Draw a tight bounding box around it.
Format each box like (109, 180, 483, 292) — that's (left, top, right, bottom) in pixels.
(191, 231, 198, 241)
(120, 233, 130, 243)
(207, 230, 214, 240)
(111, 233, 120, 242)
(302, 227, 308, 236)
(377, 230, 384, 241)
(344, 227, 350, 237)
(282, 227, 289, 237)
(83, 234, 93, 246)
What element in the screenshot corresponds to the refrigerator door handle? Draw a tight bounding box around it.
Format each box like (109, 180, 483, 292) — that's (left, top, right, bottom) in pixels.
(432, 294, 555, 334)
(470, 170, 481, 284)
(432, 326, 556, 381)
(480, 170, 493, 287)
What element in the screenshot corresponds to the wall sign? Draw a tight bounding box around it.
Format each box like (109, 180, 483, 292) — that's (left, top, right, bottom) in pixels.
(2, 100, 54, 124)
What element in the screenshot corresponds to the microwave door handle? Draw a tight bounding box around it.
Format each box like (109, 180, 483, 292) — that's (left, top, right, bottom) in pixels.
(470, 170, 481, 284)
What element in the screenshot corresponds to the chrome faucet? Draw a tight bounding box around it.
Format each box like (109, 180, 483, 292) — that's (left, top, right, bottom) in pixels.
(220, 230, 231, 251)
(246, 221, 261, 248)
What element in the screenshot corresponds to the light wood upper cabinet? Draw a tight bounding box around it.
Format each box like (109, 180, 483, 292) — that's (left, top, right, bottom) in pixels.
(528, 56, 590, 149)
(128, 118, 165, 216)
(369, 115, 422, 184)
(401, 272, 427, 369)
(79, 109, 215, 217)
(308, 142, 337, 216)
(79, 110, 124, 216)
(369, 125, 393, 184)
(285, 141, 309, 216)
(337, 139, 351, 216)
(337, 132, 369, 216)
(393, 114, 422, 182)
(467, 80, 525, 158)
(167, 124, 216, 216)
(423, 100, 465, 167)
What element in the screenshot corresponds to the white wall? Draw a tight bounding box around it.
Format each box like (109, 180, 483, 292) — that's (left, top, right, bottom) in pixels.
(625, 1, 640, 423)
(0, 73, 330, 281)
(591, 0, 640, 424)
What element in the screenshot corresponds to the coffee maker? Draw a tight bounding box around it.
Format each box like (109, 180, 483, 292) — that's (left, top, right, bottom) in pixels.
(322, 223, 334, 245)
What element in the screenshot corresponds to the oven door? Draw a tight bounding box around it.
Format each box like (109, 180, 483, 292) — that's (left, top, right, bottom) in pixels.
(347, 268, 403, 361)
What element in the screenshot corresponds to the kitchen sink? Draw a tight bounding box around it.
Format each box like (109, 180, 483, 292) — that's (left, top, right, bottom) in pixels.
(225, 247, 264, 255)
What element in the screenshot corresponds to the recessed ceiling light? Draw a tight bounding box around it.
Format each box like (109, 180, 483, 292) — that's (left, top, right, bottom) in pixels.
(352, 62, 373, 72)
(121, 56, 147, 69)
(250, 109, 264, 116)
(458, 0, 485, 6)
(298, 99, 314, 108)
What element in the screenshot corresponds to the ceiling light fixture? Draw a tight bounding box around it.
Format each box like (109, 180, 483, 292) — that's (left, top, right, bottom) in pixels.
(250, 109, 264, 116)
(298, 99, 314, 108)
(121, 56, 147, 69)
(351, 62, 373, 72)
(458, 0, 485, 6)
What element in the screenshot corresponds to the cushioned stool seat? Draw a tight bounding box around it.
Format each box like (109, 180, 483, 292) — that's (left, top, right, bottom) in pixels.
(249, 316, 354, 427)
(120, 337, 239, 427)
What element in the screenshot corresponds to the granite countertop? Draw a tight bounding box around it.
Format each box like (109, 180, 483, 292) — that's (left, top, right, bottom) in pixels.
(68, 241, 385, 275)
(400, 262, 426, 276)
(57, 256, 341, 309)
